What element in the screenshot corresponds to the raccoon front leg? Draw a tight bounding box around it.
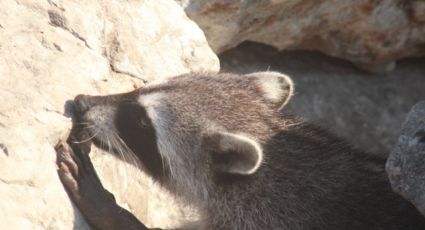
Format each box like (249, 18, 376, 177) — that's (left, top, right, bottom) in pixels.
(55, 131, 165, 230)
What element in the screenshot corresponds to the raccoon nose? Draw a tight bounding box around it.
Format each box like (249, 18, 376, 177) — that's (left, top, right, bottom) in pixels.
(73, 94, 91, 114)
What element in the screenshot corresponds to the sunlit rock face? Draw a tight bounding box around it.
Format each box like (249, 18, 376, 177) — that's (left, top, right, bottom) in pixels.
(0, 0, 217, 229)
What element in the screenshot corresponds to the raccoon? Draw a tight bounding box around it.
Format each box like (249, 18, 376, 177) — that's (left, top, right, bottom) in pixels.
(56, 72, 425, 230)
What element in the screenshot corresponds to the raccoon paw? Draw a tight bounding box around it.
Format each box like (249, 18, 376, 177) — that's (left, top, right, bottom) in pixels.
(56, 142, 81, 201)
(55, 141, 150, 229)
(55, 141, 118, 225)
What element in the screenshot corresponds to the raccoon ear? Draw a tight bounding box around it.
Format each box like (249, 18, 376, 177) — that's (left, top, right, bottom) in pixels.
(247, 71, 294, 109)
(203, 132, 263, 175)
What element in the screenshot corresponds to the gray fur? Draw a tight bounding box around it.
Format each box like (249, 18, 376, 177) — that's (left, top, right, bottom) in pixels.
(76, 72, 425, 230)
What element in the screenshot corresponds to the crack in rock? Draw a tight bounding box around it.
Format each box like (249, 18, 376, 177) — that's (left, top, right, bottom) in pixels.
(0, 178, 35, 187)
(0, 143, 8, 156)
(47, 0, 65, 12)
(53, 43, 63, 52)
(48, 10, 92, 49)
(109, 63, 146, 82)
(43, 107, 64, 115)
(104, 36, 146, 82)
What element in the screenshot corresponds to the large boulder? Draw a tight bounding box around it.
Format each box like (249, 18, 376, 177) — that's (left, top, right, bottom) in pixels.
(0, 0, 218, 229)
(180, 0, 425, 72)
(387, 101, 425, 216)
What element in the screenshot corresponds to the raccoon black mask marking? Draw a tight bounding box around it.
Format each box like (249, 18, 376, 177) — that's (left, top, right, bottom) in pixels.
(70, 72, 425, 230)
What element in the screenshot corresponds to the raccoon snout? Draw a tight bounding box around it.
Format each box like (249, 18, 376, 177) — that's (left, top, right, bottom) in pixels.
(73, 94, 91, 114)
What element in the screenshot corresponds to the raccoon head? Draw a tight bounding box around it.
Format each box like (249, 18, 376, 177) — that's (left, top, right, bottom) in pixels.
(72, 72, 293, 202)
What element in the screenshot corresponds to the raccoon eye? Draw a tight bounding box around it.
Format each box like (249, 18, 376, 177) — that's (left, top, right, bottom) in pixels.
(116, 102, 150, 130)
(139, 118, 148, 128)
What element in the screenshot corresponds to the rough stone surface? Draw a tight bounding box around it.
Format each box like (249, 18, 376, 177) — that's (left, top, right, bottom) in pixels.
(220, 42, 425, 156)
(386, 101, 425, 216)
(0, 0, 217, 229)
(180, 0, 425, 72)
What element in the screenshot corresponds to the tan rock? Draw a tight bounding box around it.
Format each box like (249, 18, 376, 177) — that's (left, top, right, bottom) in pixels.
(181, 0, 425, 72)
(0, 0, 217, 229)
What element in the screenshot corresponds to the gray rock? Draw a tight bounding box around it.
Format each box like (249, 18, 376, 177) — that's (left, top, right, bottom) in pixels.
(386, 101, 425, 216)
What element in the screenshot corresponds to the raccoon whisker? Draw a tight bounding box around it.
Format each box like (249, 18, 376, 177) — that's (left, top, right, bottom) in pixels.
(161, 152, 175, 180)
(107, 132, 131, 185)
(126, 101, 142, 105)
(74, 123, 96, 129)
(73, 123, 96, 131)
(74, 121, 92, 125)
(109, 132, 143, 183)
(71, 128, 100, 144)
(285, 121, 303, 128)
(106, 132, 112, 156)
(112, 132, 143, 170)
(109, 132, 132, 167)
(100, 131, 109, 154)
(160, 152, 168, 179)
(157, 145, 170, 179)
(80, 125, 97, 131)
(109, 132, 126, 161)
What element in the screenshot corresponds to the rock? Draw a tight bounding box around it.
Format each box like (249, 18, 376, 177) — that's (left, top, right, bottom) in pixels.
(180, 0, 425, 72)
(386, 101, 425, 216)
(409, 1, 425, 23)
(0, 0, 217, 229)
